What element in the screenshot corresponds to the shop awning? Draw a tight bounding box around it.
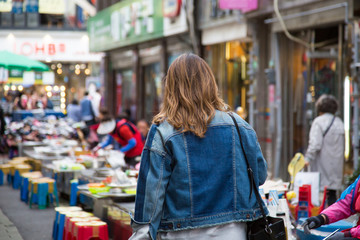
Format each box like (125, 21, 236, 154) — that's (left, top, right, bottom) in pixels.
(201, 22, 250, 45)
(0, 51, 49, 72)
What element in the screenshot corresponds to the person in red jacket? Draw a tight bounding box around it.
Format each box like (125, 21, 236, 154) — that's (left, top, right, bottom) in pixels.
(94, 116, 144, 167)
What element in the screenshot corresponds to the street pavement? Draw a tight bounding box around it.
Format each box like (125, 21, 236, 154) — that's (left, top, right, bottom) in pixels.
(0, 208, 23, 240)
(0, 184, 56, 240)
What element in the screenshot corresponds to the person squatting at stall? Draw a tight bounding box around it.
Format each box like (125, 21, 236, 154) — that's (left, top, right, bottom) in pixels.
(302, 175, 360, 240)
(130, 53, 268, 240)
(93, 115, 144, 167)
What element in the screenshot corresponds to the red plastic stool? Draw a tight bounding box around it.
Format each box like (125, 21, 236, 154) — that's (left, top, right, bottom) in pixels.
(65, 216, 99, 240)
(72, 221, 108, 240)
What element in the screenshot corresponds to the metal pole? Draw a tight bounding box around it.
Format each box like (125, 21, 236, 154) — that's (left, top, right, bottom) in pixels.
(352, 22, 359, 170)
(274, 33, 282, 178)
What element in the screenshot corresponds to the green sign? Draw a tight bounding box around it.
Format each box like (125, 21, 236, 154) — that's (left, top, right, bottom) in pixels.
(88, 0, 164, 52)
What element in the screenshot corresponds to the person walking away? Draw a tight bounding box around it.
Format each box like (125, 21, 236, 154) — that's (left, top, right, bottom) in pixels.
(93, 115, 144, 167)
(304, 94, 344, 206)
(129, 53, 268, 240)
(302, 175, 360, 240)
(67, 99, 81, 122)
(80, 91, 96, 126)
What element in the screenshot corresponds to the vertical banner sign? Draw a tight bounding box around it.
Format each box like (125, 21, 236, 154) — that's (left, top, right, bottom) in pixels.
(35, 72, 42, 84)
(219, 0, 258, 12)
(42, 71, 55, 85)
(8, 68, 23, 84)
(11, 0, 23, 14)
(116, 73, 123, 115)
(0, 0, 12, 12)
(0, 67, 8, 83)
(26, 0, 39, 13)
(39, 0, 64, 14)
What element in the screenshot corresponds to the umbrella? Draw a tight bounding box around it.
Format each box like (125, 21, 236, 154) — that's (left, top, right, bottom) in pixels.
(0, 50, 49, 71)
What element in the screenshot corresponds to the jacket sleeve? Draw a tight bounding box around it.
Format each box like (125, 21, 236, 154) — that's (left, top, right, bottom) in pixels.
(349, 225, 360, 238)
(321, 176, 360, 224)
(321, 190, 354, 223)
(305, 120, 323, 162)
(255, 140, 268, 185)
(131, 128, 172, 240)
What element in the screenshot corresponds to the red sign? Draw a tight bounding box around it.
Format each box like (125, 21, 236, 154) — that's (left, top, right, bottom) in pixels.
(219, 0, 258, 12)
(163, 0, 182, 18)
(14, 42, 66, 56)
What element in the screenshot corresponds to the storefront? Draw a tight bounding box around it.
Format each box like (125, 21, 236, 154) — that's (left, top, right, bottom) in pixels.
(263, 0, 360, 179)
(0, 30, 103, 109)
(88, 0, 191, 122)
(198, 1, 252, 121)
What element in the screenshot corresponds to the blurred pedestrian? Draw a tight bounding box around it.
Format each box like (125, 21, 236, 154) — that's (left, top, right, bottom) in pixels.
(130, 53, 267, 239)
(136, 119, 149, 143)
(305, 94, 344, 206)
(67, 99, 81, 122)
(88, 83, 101, 118)
(80, 91, 96, 126)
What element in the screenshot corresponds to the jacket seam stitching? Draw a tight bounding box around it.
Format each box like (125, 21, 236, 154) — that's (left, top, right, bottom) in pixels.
(149, 155, 165, 223)
(232, 125, 237, 211)
(160, 208, 265, 222)
(163, 122, 253, 142)
(183, 133, 193, 217)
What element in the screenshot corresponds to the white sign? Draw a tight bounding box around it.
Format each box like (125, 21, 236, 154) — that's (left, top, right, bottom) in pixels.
(23, 71, 35, 85)
(39, 0, 65, 14)
(42, 72, 55, 85)
(0, 0, 12, 12)
(0, 31, 103, 62)
(0, 67, 8, 83)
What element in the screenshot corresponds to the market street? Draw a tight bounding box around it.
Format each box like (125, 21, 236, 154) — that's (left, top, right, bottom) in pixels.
(0, 184, 55, 240)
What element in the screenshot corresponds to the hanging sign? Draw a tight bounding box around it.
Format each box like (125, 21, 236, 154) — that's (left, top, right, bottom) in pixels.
(42, 71, 55, 85)
(8, 68, 23, 84)
(23, 71, 35, 85)
(219, 0, 258, 12)
(0, 67, 8, 83)
(0, 0, 12, 12)
(163, 0, 181, 18)
(39, 0, 64, 14)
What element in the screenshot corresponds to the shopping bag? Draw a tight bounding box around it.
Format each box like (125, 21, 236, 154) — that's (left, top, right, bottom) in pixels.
(294, 172, 320, 206)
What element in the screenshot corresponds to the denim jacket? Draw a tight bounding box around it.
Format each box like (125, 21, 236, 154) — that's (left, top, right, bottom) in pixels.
(132, 111, 268, 239)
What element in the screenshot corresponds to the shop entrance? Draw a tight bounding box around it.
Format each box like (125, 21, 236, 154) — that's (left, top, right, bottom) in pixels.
(141, 62, 162, 122)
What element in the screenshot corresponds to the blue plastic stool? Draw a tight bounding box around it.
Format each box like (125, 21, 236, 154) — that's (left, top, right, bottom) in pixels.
(70, 179, 79, 206)
(0, 169, 3, 185)
(20, 177, 29, 202)
(13, 170, 21, 189)
(7, 173, 13, 185)
(29, 179, 59, 209)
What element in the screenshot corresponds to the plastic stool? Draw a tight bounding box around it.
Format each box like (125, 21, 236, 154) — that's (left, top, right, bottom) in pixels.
(72, 221, 109, 240)
(0, 164, 11, 185)
(64, 216, 99, 240)
(52, 207, 82, 240)
(56, 211, 93, 240)
(20, 171, 42, 202)
(70, 179, 79, 206)
(29, 178, 59, 209)
(13, 164, 32, 189)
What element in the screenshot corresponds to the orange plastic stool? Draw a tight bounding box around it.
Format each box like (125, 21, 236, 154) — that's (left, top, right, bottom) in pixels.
(72, 221, 108, 240)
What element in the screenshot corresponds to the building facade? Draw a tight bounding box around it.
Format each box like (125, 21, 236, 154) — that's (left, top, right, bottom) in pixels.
(89, 0, 360, 180)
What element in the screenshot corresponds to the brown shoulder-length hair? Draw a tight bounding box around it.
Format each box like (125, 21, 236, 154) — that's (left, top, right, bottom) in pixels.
(153, 53, 229, 137)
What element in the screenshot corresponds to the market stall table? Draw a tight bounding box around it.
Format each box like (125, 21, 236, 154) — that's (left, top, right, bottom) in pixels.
(77, 188, 135, 219)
